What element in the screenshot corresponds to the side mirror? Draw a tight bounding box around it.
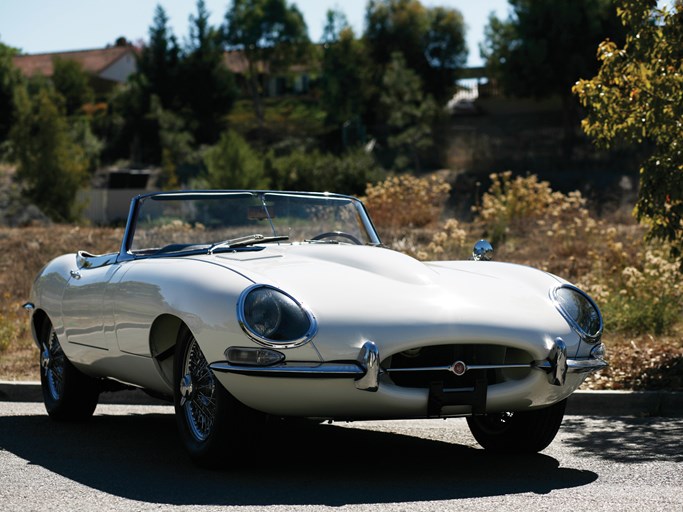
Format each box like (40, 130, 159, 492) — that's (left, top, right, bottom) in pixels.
(471, 240, 493, 261)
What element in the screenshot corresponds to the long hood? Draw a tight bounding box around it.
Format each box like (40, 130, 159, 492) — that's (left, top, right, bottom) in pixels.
(188, 245, 574, 359)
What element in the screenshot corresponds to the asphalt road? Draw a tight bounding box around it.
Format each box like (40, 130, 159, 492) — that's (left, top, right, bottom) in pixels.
(0, 402, 681, 512)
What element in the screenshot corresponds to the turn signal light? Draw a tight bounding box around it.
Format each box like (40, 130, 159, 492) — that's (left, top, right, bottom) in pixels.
(225, 347, 285, 366)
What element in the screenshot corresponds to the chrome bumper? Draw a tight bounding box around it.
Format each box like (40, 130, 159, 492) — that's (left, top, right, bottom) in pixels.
(210, 341, 379, 391)
(209, 339, 607, 392)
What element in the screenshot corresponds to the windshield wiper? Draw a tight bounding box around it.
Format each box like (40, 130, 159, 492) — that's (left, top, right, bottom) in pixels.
(207, 234, 289, 254)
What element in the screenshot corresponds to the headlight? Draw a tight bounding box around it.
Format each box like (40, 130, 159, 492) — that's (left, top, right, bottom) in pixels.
(552, 284, 603, 342)
(237, 285, 317, 347)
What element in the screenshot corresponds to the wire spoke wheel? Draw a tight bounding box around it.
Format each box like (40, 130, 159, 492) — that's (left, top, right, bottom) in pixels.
(41, 328, 66, 401)
(181, 336, 217, 442)
(39, 319, 99, 421)
(174, 325, 266, 467)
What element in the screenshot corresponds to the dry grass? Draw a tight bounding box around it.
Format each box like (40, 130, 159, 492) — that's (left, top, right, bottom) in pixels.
(0, 225, 122, 380)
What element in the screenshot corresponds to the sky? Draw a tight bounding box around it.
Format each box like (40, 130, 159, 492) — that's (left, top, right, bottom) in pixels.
(0, 0, 509, 67)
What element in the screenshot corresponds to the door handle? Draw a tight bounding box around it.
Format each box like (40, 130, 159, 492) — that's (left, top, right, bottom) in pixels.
(70, 270, 81, 280)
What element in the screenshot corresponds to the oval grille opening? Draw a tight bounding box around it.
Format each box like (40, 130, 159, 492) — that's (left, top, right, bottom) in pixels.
(383, 344, 532, 389)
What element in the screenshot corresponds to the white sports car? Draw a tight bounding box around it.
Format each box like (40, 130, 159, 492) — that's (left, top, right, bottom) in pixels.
(25, 190, 607, 466)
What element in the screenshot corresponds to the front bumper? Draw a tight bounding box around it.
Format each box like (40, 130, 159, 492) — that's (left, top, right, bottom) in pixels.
(209, 338, 607, 392)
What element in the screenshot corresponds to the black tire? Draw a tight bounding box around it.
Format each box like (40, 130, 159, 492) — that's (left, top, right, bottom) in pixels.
(39, 320, 100, 421)
(173, 326, 262, 468)
(466, 399, 567, 453)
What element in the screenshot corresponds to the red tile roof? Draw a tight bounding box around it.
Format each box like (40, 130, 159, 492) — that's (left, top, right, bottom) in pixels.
(13, 46, 136, 79)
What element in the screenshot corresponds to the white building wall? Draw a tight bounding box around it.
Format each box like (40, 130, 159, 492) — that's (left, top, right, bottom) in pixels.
(98, 52, 137, 83)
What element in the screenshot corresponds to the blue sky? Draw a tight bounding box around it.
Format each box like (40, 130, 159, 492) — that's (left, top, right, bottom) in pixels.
(0, 0, 509, 67)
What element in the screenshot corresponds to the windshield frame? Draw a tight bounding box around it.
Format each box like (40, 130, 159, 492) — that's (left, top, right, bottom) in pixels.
(117, 190, 381, 261)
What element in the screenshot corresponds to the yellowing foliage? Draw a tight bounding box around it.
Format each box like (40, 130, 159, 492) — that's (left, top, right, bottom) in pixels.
(363, 174, 451, 229)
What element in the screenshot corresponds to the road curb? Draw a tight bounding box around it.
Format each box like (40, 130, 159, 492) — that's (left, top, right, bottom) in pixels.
(565, 389, 683, 417)
(1, 380, 681, 416)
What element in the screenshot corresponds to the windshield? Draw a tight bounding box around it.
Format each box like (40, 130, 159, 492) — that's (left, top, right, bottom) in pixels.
(128, 191, 380, 255)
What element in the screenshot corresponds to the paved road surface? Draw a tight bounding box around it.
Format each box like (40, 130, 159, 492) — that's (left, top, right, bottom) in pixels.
(0, 402, 681, 511)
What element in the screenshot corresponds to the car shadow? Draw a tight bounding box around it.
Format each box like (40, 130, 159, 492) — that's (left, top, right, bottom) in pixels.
(0, 411, 597, 506)
(561, 416, 683, 463)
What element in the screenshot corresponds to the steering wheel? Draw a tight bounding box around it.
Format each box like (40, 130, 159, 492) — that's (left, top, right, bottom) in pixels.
(310, 231, 363, 245)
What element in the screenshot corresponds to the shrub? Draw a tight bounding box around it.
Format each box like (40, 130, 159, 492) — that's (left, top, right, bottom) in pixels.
(266, 148, 384, 196)
(475, 171, 587, 245)
(203, 130, 269, 189)
(418, 219, 469, 261)
(473, 172, 682, 336)
(363, 174, 451, 230)
(11, 87, 89, 221)
(597, 248, 683, 335)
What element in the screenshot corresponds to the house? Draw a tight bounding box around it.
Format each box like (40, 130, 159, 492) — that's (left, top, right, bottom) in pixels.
(13, 42, 311, 99)
(224, 49, 312, 97)
(12, 41, 138, 95)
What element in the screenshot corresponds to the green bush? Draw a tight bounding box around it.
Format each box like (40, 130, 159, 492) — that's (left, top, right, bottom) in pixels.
(266, 148, 384, 196)
(11, 87, 89, 221)
(203, 130, 269, 189)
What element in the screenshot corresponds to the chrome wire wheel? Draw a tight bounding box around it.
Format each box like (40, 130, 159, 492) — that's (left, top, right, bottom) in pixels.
(180, 336, 217, 442)
(39, 319, 99, 421)
(41, 328, 66, 401)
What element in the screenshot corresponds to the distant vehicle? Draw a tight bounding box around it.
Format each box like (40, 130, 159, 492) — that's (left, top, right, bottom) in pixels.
(25, 190, 607, 467)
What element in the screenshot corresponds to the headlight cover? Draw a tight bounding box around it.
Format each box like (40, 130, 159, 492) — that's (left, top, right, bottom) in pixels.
(237, 285, 317, 348)
(551, 284, 603, 342)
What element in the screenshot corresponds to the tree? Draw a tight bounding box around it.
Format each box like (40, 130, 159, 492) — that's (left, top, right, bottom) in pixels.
(136, 4, 181, 110)
(481, 0, 623, 154)
(203, 129, 269, 189)
(363, 0, 467, 102)
(266, 147, 384, 195)
(179, 0, 237, 145)
(0, 41, 22, 144)
(380, 53, 437, 171)
(114, 4, 182, 165)
(114, 2, 235, 165)
(573, 0, 683, 259)
(320, 12, 371, 131)
(51, 58, 101, 172)
(321, 8, 349, 44)
(224, 0, 311, 127)
(51, 58, 94, 116)
(11, 87, 88, 221)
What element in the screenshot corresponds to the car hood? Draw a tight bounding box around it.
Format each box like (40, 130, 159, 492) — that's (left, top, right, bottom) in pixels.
(190, 244, 574, 359)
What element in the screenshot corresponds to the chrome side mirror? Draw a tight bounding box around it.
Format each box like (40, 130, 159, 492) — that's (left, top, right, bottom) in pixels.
(472, 239, 493, 261)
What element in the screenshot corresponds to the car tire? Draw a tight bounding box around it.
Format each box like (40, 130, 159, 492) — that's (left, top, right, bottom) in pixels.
(39, 320, 100, 421)
(173, 325, 263, 468)
(466, 399, 567, 453)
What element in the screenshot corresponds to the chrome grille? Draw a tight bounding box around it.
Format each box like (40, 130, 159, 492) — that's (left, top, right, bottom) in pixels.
(382, 344, 532, 389)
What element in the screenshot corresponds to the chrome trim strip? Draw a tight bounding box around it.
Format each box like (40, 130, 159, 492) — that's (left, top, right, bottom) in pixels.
(566, 358, 609, 374)
(550, 284, 604, 343)
(209, 361, 364, 378)
(118, 190, 382, 260)
(236, 284, 318, 349)
(385, 363, 532, 373)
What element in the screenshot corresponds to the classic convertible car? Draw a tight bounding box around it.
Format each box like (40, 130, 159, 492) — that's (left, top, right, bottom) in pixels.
(25, 190, 606, 466)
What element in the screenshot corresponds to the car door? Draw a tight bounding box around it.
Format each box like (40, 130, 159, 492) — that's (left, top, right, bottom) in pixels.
(61, 254, 122, 352)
